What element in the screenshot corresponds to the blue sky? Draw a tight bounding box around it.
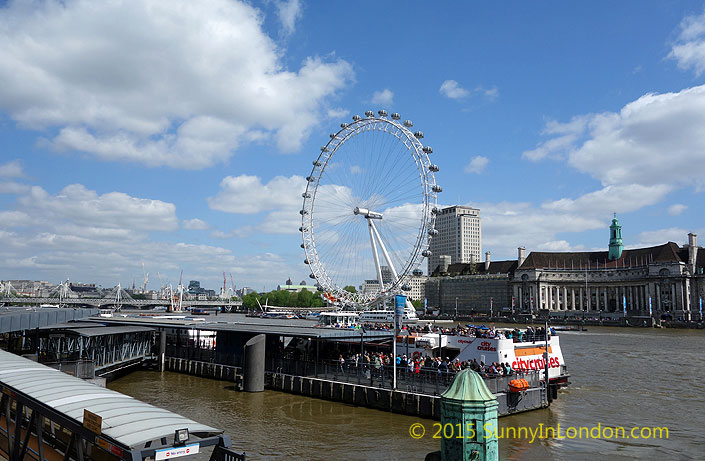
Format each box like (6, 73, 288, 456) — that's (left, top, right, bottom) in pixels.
(1, 0, 704, 292)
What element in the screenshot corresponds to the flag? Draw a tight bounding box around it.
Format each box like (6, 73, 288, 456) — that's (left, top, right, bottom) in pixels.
(648, 296, 652, 317)
(623, 295, 627, 315)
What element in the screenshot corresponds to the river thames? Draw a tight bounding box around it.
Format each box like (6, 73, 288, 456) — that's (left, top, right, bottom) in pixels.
(109, 320, 704, 460)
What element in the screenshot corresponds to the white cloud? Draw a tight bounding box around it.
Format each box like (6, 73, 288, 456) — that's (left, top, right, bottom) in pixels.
(522, 115, 590, 161)
(371, 89, 394, 106)
(669, 8, 705, 75)
(568, 86, 705, 190)
(667, 203, 688, 216)
(0, 211, 32, 228)
(276, 0, 303, 36)
(439, 80, 470, 99)
(0, 181, 31, 195)
(483, 86, 499, 100)
(537, 240, 585, 252)
(464, 156, 489, 174)
(633, 227, 693, 247)
(0, 160, 23, 178)
(542, 184, 673, 216)
(0, 0, 353, 169)
(258, 208, 301, 235)
(183, 218, 209, 230)
(525, 86, 705, 192)
(467, 200, 605, 260)
(439, 81, 498, 101)
(327, 107, 349, 119)
(0, 183, 301, 289)
(18, 184, 178, 231)
(207, 174, 306, 214)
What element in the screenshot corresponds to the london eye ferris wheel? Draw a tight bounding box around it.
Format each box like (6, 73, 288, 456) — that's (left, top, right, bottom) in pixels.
(300, 110, 441, 307)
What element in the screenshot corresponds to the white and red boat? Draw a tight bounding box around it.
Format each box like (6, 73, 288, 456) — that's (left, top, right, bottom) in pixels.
(401, 330, 569, 385)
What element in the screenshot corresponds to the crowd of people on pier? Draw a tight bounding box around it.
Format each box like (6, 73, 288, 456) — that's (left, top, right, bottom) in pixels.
(334, 350, 518, 381)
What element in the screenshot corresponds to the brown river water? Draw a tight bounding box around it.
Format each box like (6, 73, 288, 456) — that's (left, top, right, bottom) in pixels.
(109, 320, 705, 460)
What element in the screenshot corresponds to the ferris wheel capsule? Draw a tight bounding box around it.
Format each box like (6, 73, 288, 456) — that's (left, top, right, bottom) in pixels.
(352, 115, 362, 121)
(422, 249, 432, 257)
(432, 184, 442, 193)
(340, 123, 348, 128)
(423, 146, 433, 154)
(365, 110, 374, 117)
(412, 269, 423, 276)
(429, 164, 439, 172)
(377, 110, 388, 117)
(302, 192, 311, 198)
(414, 131, 424, 139)
(391, 113, 401, 120)
(403, 120, 413, 127)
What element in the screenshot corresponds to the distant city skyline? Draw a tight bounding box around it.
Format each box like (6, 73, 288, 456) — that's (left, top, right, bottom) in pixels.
(1, 1, 704, 290)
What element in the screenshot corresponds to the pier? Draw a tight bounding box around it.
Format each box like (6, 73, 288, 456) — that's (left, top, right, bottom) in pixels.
(84, 316, 554, 419)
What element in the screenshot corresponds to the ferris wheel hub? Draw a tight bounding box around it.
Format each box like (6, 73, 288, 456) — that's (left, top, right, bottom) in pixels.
(353, 207, 383, 219)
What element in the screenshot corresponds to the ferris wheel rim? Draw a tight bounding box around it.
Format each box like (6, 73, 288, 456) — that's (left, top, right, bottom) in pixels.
(301, 111, 439, 307)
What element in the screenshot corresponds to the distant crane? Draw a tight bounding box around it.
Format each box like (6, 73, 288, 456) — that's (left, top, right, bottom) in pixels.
(230, 273, 236, 297)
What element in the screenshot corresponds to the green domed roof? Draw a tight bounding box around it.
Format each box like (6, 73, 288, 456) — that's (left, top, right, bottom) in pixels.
(441, 369, 497, 402)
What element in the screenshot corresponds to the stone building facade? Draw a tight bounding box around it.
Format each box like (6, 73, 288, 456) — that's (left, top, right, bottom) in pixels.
(426, 258, 517, 315)
(426, 219, 704, 320)
(512, 233, 704, 320)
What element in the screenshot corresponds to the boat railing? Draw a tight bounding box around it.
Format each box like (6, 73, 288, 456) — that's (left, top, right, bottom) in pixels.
(272, 357, 541, 396)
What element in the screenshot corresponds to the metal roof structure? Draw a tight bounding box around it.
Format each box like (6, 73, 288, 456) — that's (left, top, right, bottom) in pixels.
(0, 307, 99, 333)
(62, 325, 155, 337)
(88, 316, 394, 341)
(0, 349, 228, 460)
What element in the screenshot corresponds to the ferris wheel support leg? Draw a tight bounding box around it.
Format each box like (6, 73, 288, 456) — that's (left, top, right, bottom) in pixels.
(369, 219, 400, 283)
(368, 220, 385, 290)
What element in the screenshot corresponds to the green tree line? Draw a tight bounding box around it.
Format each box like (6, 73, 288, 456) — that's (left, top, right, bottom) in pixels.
(241, 288, 326, 310)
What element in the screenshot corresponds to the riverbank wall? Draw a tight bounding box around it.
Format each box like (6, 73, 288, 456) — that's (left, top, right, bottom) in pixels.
(163, 357, 547, 420)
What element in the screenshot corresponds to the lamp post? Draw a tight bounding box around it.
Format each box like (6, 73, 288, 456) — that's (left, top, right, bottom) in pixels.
(455, 297, 458, 320)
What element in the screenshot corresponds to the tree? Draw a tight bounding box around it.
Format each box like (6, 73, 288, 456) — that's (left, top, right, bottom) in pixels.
(241, 292, 261, 310)
(343, 285, 357, 293)
(297, 288, 313, 307)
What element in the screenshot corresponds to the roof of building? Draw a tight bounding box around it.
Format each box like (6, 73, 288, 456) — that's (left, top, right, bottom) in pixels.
(518, 242, 693, 270)
(430, 260, 518, 277)
(0, 350, 222, 451)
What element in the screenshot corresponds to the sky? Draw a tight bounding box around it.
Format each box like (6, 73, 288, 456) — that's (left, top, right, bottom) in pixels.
(1, 0, 704, 292)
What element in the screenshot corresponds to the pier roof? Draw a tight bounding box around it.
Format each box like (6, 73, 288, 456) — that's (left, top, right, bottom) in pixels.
(84, 316, 394, 340)
(0, 307, 99, 333)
